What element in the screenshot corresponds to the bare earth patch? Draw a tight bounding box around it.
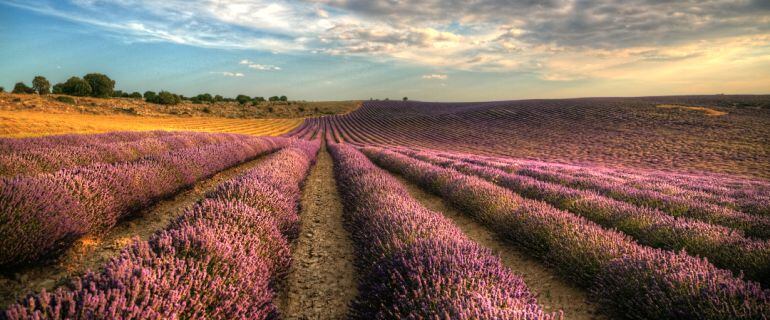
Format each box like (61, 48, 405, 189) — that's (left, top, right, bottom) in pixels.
(279, 145, 357, 319)
(393, 175, 606, 320)
(656, 104, 728, 116)
(0, 155, 269, 308)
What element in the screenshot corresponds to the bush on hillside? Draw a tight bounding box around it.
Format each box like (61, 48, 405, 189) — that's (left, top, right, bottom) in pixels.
(61, 77, 92, 96)
(146, 90, 182, 105)
(56, 96, 76, 104)
(236, 94, 251, 105)
(12, 82, 35, 94)
(32, 76, 51, 95)
(129, 92, 142, 99)
(83, 73, 115, 98)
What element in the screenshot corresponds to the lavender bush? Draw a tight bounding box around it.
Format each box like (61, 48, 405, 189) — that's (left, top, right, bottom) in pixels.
(0, 136, 287, 268)
(363, 146, 770, 319)
(329, 143, 559, 319)
(3, 139, 320, 319)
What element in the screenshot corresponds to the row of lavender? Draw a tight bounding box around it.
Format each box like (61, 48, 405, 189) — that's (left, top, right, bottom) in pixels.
(440, 151, 770, 219)
(3, 139, 320, 319)
(0, 131, 179, 153)
(0, 132, 250, 177)
(329, 143, 560, 319)
(394, 148, 770, 285)
(364, 147, 769, 319)
(0, 136, 288, 268)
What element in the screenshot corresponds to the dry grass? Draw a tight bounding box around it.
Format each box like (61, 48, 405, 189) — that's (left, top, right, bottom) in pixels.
(0, 110, 301, 138)
(656, 104, 728, 116)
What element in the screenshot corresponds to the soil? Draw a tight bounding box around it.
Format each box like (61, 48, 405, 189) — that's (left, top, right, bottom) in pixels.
(0, 155, 270, 308)
(278, 145, 357, 319)
(393, 175, 607, 320)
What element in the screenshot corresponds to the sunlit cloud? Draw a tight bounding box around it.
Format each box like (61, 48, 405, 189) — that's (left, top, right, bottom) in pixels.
(212, 72, 245, 77)
(422, 74, 448, 80)
(240, 59, 281, 71)
(3, 0, 770, 93)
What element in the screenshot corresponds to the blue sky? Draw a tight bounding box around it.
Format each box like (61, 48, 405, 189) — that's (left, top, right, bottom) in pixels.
(1, 0, 769, 101)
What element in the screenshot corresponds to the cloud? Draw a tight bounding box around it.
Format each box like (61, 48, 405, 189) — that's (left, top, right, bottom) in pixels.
(213, 72, 245, 77)
(240, 59, 281, 70)
(422, 74, 448, 80)
(4, 0, 770, 81)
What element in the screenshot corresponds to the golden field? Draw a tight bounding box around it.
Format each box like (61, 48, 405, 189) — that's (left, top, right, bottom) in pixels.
(0, 110, 302, 138)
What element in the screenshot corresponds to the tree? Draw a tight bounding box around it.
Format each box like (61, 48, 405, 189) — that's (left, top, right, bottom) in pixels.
(12, 82, 35, 94)
(236, 94, 251, 105)
(148, 90, 181, 105)
(403, 97, 408, 101)
(213, 95, 224, 102)
(32, 76, 51, 95)
(0, 87, 4, 93)
(254, 96, 265, 103)
(52, 83, 64, 94)
(129, 92, 142, 99)
(83, 73, 115, 98)
(279, 95, 287, 102)
(144, 91, 157, 100)
(61, 77, 92, 96)
(112, 90, 125, 98)
(268, 96, 280, 102)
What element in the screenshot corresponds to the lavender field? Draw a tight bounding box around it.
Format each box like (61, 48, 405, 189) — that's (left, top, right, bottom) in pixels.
(1, 96, 770, 320)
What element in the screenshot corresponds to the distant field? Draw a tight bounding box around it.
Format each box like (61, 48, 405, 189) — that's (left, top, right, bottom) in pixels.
(298, 95, 770, 178)
(0, 110, 301, 137)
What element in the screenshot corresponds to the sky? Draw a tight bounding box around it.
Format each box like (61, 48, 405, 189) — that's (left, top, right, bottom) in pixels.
(1, 0, 769, 101)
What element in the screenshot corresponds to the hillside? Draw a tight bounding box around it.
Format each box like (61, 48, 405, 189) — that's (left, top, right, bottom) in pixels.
(0, 93, 360, 119)
(293, 95, 770, 178)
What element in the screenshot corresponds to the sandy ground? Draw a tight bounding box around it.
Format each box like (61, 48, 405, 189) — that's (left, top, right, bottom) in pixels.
(279, 145, 357, 319)
(393, 175, 607, 320)
(0, 154, 270, 308)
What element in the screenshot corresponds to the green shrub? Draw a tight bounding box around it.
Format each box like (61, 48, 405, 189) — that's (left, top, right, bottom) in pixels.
(61, 77, 92, 96)
(83, 73, 115, 98)
(12, 82, 35, 94)
(147, 90, 182, 105)
(55, 96, 76, 104)
(129, 92, 142, 99)
(32, 76, 51, 95)
(236, 94, 251, 105)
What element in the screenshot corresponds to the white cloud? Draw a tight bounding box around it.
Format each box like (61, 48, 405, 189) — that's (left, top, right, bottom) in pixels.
(422, 74, 448, 80)
(212, 71, 245, 77)
(240, 59, 281, 71)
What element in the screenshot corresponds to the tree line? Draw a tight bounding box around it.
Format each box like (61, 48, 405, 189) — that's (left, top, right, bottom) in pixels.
(6, 74, 288, 106)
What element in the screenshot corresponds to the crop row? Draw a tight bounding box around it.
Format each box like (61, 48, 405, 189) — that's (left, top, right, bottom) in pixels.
(393, 147, 770, 284)
(0, 131, 179, 154)
(436, 150, 770, 216)
(0, 137, 288, 268)
(0, 132, 250, 177)
(3, 139, 320, 319)
(329, 143, 559, 319)
(363, 147, 769, 319)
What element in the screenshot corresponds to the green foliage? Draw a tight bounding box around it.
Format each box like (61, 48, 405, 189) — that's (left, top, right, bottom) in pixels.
(279, 95, 287, 102)
(129, 92, 142, 99)
(146, 90, 182, 105)
(269, 96, 280, 102)
(143, 91, 157, 100)
(52, 83, 64, 94)
(213, 95, 224, 102)
(403, 97, 408, 101)
(61, 77, 92, 96)
(112, 90, 125, 97)
(253, 96, 266, 103)
(236, 94, 251, 105)
(0, 87, 4, 93)
(55, 96, 76, 104)
(12, 82, 35, 94)
(32, 76, 51, 95)
(83, 73, 115, 98)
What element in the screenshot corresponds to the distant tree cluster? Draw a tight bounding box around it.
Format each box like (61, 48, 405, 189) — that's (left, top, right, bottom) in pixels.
(12, 73, 116, 98)
(144, 90, 183, 105)
(6, 73, 291, 109)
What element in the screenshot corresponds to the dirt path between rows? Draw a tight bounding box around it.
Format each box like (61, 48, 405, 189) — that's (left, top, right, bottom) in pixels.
(0, 155, 270, 308)
(279, 145, 357, 320)
(393, 175, 606, 320)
